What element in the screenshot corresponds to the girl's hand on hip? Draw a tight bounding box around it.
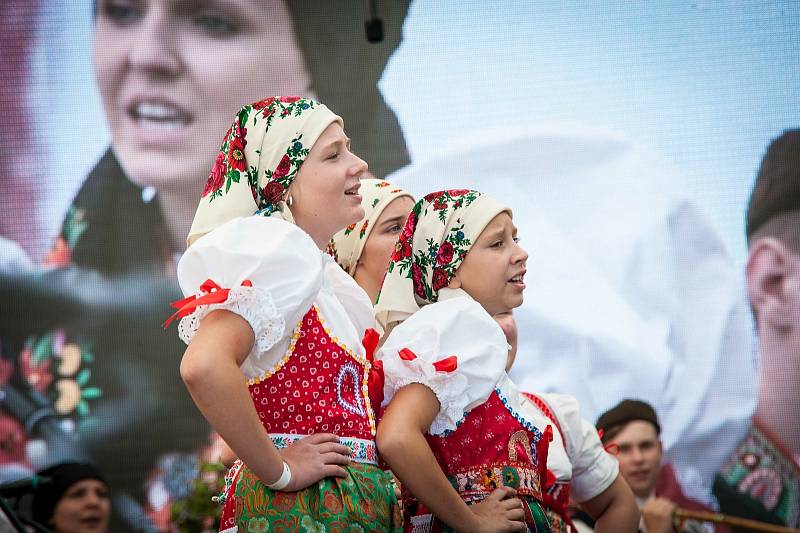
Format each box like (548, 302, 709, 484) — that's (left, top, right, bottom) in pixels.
(277, 433, 352, 491)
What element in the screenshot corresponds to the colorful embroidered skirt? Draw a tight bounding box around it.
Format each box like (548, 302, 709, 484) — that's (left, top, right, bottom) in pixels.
(221, 462, 401, 532)
(403, 495, 552, 533)
(543, 509, 568, 533)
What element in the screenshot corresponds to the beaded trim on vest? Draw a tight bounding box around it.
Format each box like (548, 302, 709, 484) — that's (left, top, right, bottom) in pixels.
(270, 433, 378, 465)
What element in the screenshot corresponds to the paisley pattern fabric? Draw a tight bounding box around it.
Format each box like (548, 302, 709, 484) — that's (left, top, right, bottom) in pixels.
(225, 462, 401, 533)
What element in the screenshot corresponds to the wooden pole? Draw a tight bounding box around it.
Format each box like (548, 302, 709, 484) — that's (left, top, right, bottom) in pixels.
(674, 508, 800, 533)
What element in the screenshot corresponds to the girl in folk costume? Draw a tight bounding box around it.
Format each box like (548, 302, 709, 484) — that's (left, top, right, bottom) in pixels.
(373, 190, 639, 532)
(216, 178, 415, 469)
(496, 314, 636, 532)
(169, 97, 401, 532)
(373, 189, 546, 532)
(328, 178, 415, 304)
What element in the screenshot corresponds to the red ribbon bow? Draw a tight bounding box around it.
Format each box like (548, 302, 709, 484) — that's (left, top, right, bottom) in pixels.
(162, 279, 252, 329)
(398, 347, 458, 373)
(363, 328, 385, 413)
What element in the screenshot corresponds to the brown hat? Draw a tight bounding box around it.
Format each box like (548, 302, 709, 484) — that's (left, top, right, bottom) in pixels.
(746, 129, 800, 239)
(596, 399, 661, 437)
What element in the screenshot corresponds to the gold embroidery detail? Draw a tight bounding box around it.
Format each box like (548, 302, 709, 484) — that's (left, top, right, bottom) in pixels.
(508, 430, 532, 463)
(246, 316, 304, 386)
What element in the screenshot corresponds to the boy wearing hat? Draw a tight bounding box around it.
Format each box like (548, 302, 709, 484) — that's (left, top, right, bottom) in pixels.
(588, 400, 716, 533)
(712, 130, 800, 530)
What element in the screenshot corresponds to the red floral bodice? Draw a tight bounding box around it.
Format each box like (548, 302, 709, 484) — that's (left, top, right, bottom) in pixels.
(405, 390, 549, 509)
(246, 305, 377, 452)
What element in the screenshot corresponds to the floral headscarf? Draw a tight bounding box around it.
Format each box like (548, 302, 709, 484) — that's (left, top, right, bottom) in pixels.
(374, 189, 510, 333)
(187, 97, 342, 245)
(327, 178, 413, 275)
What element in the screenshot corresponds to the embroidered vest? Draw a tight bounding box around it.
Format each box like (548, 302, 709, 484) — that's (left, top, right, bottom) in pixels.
(247, 305, 377, 463)
(402, 390, 547, 515)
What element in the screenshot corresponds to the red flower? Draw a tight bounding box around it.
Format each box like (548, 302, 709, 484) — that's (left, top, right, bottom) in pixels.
(279, 96, 300, 103)
(423, 191, 444, 203)
(401, 214, 416, 240)
(437, 241, 455, 265)
(252, 97, 275, 110)
(323, 491, 343, 514)
(272, 491, 297, 512)
(359, 498, 377, 520)
(227, 136, 247, 172)
(432, 268, 449, 291)
(20, 347, 53, 394)
(433, 197, 447, 211)
(203, 152, 227, 197)
(391, 238, 412, 262)
(412, 264, 426, 300)
(274, 154, 291, 178)
(449, 189, 470, 197)
(263, 181, 285, 206)
(44, 236, 71, 267)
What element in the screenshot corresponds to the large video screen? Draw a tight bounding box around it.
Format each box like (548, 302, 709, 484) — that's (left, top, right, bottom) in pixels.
(1, 1, 797, 531)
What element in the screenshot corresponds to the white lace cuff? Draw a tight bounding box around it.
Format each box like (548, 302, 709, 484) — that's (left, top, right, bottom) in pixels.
(177, 285, 285, 360)
(382, 353, 470, 435)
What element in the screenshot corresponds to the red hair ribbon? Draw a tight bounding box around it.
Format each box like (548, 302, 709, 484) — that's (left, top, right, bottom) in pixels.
(397, 348, 458, 373)
(536, 424, 555, 489)
(362, 328, 386, 414)
(162, 279, 253, 329)
(362, 328, 380, 362)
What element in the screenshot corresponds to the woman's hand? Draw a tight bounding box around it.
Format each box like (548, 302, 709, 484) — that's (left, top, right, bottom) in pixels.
(277, 433, 352, 491)
(467, 487, 526, 532)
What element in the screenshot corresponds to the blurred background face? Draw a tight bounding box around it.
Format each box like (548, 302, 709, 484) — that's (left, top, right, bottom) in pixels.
(608, 420, 663, 498)
(51, 479, 111, 533)
(354, 195, 414, 303)
(93, 0, 314, 194)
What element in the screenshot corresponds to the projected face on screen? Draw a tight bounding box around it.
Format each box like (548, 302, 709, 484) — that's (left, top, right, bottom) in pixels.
(93, 0, 314, 192)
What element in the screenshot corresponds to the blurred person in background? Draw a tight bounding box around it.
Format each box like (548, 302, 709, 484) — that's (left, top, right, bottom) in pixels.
(713, 130, 800, 531)
(32, 462, 110, 533)
(586, 400, 723, 533)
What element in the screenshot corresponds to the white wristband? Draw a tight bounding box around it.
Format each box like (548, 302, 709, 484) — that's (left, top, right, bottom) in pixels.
(266, 461, 292, 491)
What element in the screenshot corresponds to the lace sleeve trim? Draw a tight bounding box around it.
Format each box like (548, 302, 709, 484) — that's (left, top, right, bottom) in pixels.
(382, 355, 471, 436)
(177, 285, 286, 360)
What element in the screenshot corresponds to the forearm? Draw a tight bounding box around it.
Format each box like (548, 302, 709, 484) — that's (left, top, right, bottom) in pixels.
(594, 501, 639, 533)
(181, 311, 284, 484)
(380, 429, 479, 531)
(583, 476, 639, 533)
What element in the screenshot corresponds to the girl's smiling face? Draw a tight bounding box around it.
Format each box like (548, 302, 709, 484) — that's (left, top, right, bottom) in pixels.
(288, 122, 369, 247)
